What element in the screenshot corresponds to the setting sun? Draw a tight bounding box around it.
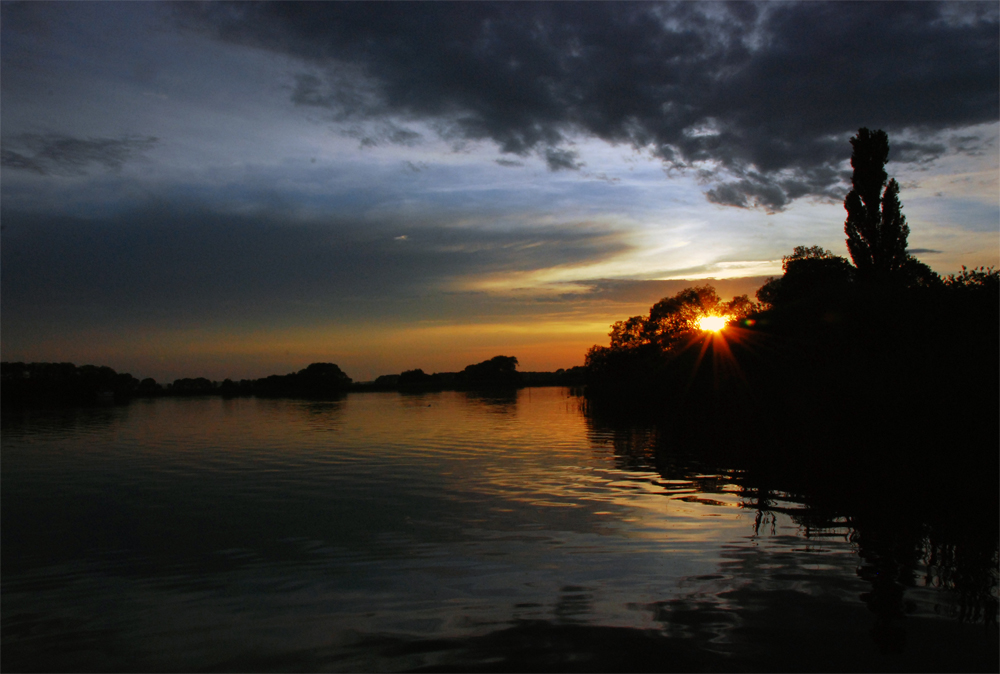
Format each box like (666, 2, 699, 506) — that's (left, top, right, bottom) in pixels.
(697, 315, 729, 332)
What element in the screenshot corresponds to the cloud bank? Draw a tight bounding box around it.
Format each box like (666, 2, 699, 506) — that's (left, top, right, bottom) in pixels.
(0, 202, 633, 327)
(178, 1, 999, 211)
(1, 134, 158, 176)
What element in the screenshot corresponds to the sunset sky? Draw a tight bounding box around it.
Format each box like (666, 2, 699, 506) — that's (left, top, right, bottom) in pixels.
(2, 1, 998, 383)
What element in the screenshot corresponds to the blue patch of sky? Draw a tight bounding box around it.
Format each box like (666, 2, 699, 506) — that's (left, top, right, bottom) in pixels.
(908, 196, 1000, 234)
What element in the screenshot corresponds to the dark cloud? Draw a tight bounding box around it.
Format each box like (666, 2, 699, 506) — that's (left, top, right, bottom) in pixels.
(891, 140, 948, 165)
(0, 203, 632, 326)
(949, 132, 996, 157)
(176, 1, 998, 210)
(0, 134, 158, 176)
(705, 163, 850, 212)
(0, 149, 46, 175)
(544, 147, 583, 172)
(908, 248, 942, 255)
(706, 176, 787, 212)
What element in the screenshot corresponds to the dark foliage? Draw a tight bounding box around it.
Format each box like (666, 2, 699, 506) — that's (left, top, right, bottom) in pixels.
(171, 377, 215, 395)
(1, 362, 139, 407)
(2, 356, 585, 404)
(585, 285, 759, 402)
(457, 355, 522, 388)
(399, 368, 434, 386)
(900, 254, 942, 289)
(252, 362, 353, 398)
(372, 374, 402, 389)
(391, 368, 463, 391)
(521, 366, 588, 387)
(756, 246, 855, 308)
(0, 361, 357, 406)
(138, 377, 161, 395)
(583, 130, 996, 474)
(591, 265, 997, 445)
(586, 266, 999, 505)
(844, 128, 910, 279)
(584, 254, 999, 632)
(945, 264, 999, 293)
(219, 378, 239, 397)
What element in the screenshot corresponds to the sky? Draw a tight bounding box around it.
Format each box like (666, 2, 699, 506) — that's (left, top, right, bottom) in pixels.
(2, 1, 998, 383)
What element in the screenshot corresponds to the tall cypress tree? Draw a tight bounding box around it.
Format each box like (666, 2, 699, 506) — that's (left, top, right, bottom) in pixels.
(844, 128, 909, 278)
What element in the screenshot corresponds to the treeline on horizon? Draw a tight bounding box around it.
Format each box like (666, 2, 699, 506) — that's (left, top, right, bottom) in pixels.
(0, 356, 588, 408)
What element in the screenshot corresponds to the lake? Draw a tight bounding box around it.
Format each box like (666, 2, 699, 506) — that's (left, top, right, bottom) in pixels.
(2, 388, 996, 672)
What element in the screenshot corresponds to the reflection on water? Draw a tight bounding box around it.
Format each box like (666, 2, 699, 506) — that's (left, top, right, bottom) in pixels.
(2, 389, 996, 672)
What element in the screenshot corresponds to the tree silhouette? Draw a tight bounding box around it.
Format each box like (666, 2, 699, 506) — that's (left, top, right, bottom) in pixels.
(844, 128, 909, 279)
(585, 284, 761, 401)
(756, 246, 854, 307)
(295, 363, 352, 394)
(399, 368, 433, 385)
(647, 285, 722, 349)
(608, 315, 648, 350)
(459, 356, 521, 387)
(603, 285, 760, 354)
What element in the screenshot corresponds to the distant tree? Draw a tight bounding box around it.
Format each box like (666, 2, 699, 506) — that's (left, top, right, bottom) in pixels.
(172, 377, 214, 394)
(460, 356, 521, 387)
(252, 363, 352, 397)
(219, 378, 239, 397)
(295, 363, 352, 394)
(399, 368, 433, 385)
(373, 374, 401, 388)
(844, 128, 909, 279)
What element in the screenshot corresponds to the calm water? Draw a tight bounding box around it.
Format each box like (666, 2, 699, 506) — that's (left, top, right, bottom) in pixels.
(2, 388, 996, 672)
